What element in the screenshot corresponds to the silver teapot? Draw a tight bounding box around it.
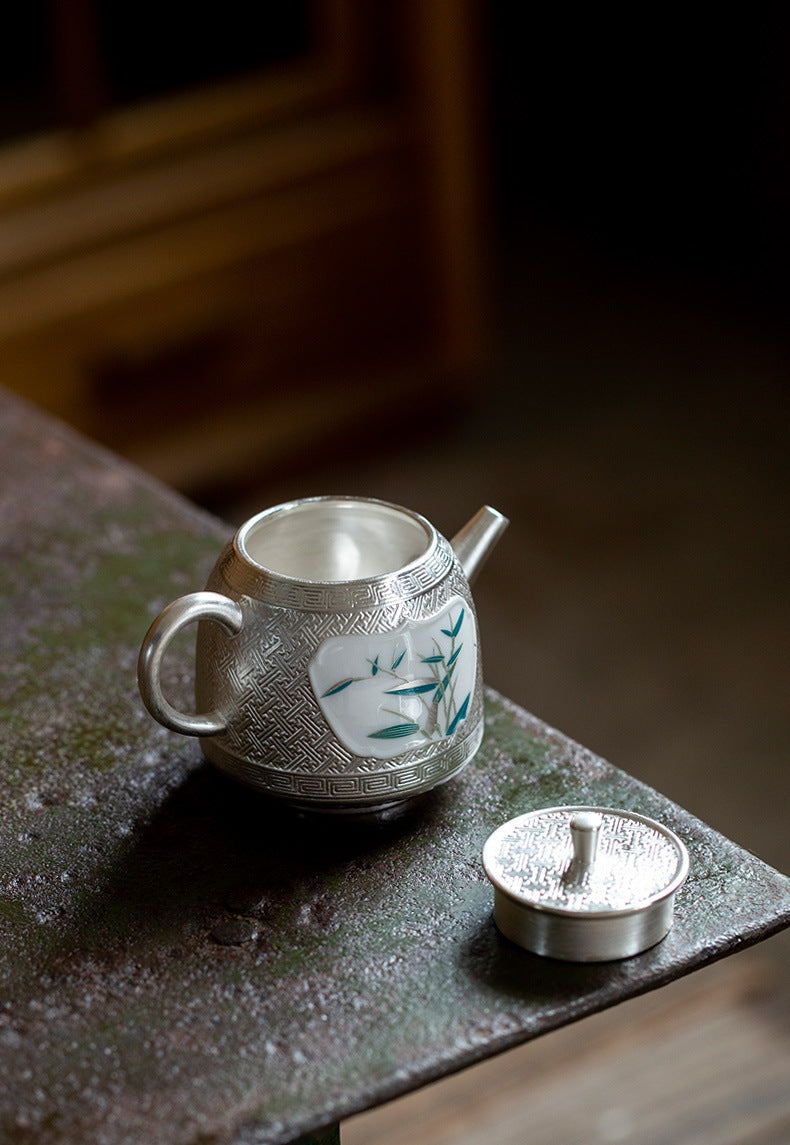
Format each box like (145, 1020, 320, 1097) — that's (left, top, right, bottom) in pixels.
(138, 496, 507, 813)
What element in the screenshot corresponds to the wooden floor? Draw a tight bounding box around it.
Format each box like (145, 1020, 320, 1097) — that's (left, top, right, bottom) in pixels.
(213, 235, 790, 1144)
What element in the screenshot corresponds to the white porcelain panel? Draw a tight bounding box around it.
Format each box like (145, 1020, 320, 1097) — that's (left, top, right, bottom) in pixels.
(309, 596, 477, 760)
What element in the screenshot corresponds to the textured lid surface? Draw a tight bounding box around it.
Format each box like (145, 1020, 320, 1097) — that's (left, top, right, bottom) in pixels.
(483, 805, 689, 918)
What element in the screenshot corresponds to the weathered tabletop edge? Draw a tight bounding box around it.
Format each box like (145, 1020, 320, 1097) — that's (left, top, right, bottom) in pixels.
(336, 876, 790, 1123)
(281, 892, 789, 1145)
(254, 694, 790, 1145)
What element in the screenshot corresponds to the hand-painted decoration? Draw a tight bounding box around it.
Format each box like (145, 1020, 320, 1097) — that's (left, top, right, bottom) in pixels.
(309, 596, 477, 760)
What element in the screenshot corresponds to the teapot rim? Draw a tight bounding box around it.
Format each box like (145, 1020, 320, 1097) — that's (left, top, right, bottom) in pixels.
(219, 496, 455, 609)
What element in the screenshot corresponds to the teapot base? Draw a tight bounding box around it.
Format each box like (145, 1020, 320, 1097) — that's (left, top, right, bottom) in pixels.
(200, 718, 483, 813)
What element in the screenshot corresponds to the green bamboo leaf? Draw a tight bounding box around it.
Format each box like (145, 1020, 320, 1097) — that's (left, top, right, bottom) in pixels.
(369, 722, 420, 739)
(446, 692, 470, 737)
(447, 644, 463, 668)
(322, 678, 358, 697)
(421, 654, 445, 663)
(391, 650, 406, 671)
(371, 655, 379, 676)
(385, 681, 437, 696)
(451, 609, 465, 638)
(434, 662, 457, 701)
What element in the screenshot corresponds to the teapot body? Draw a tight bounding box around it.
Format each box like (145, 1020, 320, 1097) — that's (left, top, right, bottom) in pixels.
(139, 497, 500, 813)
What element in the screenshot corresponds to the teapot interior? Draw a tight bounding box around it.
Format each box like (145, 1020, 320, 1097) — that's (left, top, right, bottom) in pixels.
(238, 499, 432, 582)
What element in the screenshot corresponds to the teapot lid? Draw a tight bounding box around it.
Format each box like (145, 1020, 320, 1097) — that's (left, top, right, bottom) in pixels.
(482, 805, 689, 961)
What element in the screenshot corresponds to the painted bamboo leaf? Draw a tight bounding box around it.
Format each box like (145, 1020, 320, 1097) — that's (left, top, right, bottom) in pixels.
(446, 691, 470, 737)
(371, 655, 379, 676)
(322, 678, 358, 697)
(433, 662, 457, 701)
(369, 722, 420, 739)
(391, 650, 406, 671)
(441, 608, 465, 639)
(447, 644, 463, 668)
(421, 654, 445, 663)
(384, 680, 437, 696)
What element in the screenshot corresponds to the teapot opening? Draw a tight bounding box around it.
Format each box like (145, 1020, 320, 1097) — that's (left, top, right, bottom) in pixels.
(237, 497, 433, 583)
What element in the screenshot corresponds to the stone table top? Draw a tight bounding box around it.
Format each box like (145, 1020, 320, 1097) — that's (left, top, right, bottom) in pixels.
(1, 389, 789, 1145)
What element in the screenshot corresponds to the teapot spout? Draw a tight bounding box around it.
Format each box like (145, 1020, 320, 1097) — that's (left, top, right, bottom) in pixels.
(451, 506, 509, 586)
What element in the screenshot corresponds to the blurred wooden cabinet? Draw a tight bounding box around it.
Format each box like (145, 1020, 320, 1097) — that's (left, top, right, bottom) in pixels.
(0, 1, 487, 492)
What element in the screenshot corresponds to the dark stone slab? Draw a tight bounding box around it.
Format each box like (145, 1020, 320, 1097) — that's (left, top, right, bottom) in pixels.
(1, 389, 789, 1145)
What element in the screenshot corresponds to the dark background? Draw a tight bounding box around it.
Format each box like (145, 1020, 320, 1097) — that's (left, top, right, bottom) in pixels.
(488, 6, 790, 325)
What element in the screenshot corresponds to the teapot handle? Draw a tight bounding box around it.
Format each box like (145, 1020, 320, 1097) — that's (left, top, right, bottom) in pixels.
(137, 592, 243, 736)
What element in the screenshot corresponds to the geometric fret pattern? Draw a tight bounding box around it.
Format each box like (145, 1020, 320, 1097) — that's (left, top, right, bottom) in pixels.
(214, 530, 454, 610)
(204, 720, 483, 809)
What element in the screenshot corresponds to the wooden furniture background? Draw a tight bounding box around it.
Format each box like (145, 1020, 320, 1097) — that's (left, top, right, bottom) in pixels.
(0, 1, 487, 493)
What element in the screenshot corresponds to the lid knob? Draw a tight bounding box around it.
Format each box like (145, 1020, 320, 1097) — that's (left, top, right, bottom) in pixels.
(570, 811, 603, 867)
